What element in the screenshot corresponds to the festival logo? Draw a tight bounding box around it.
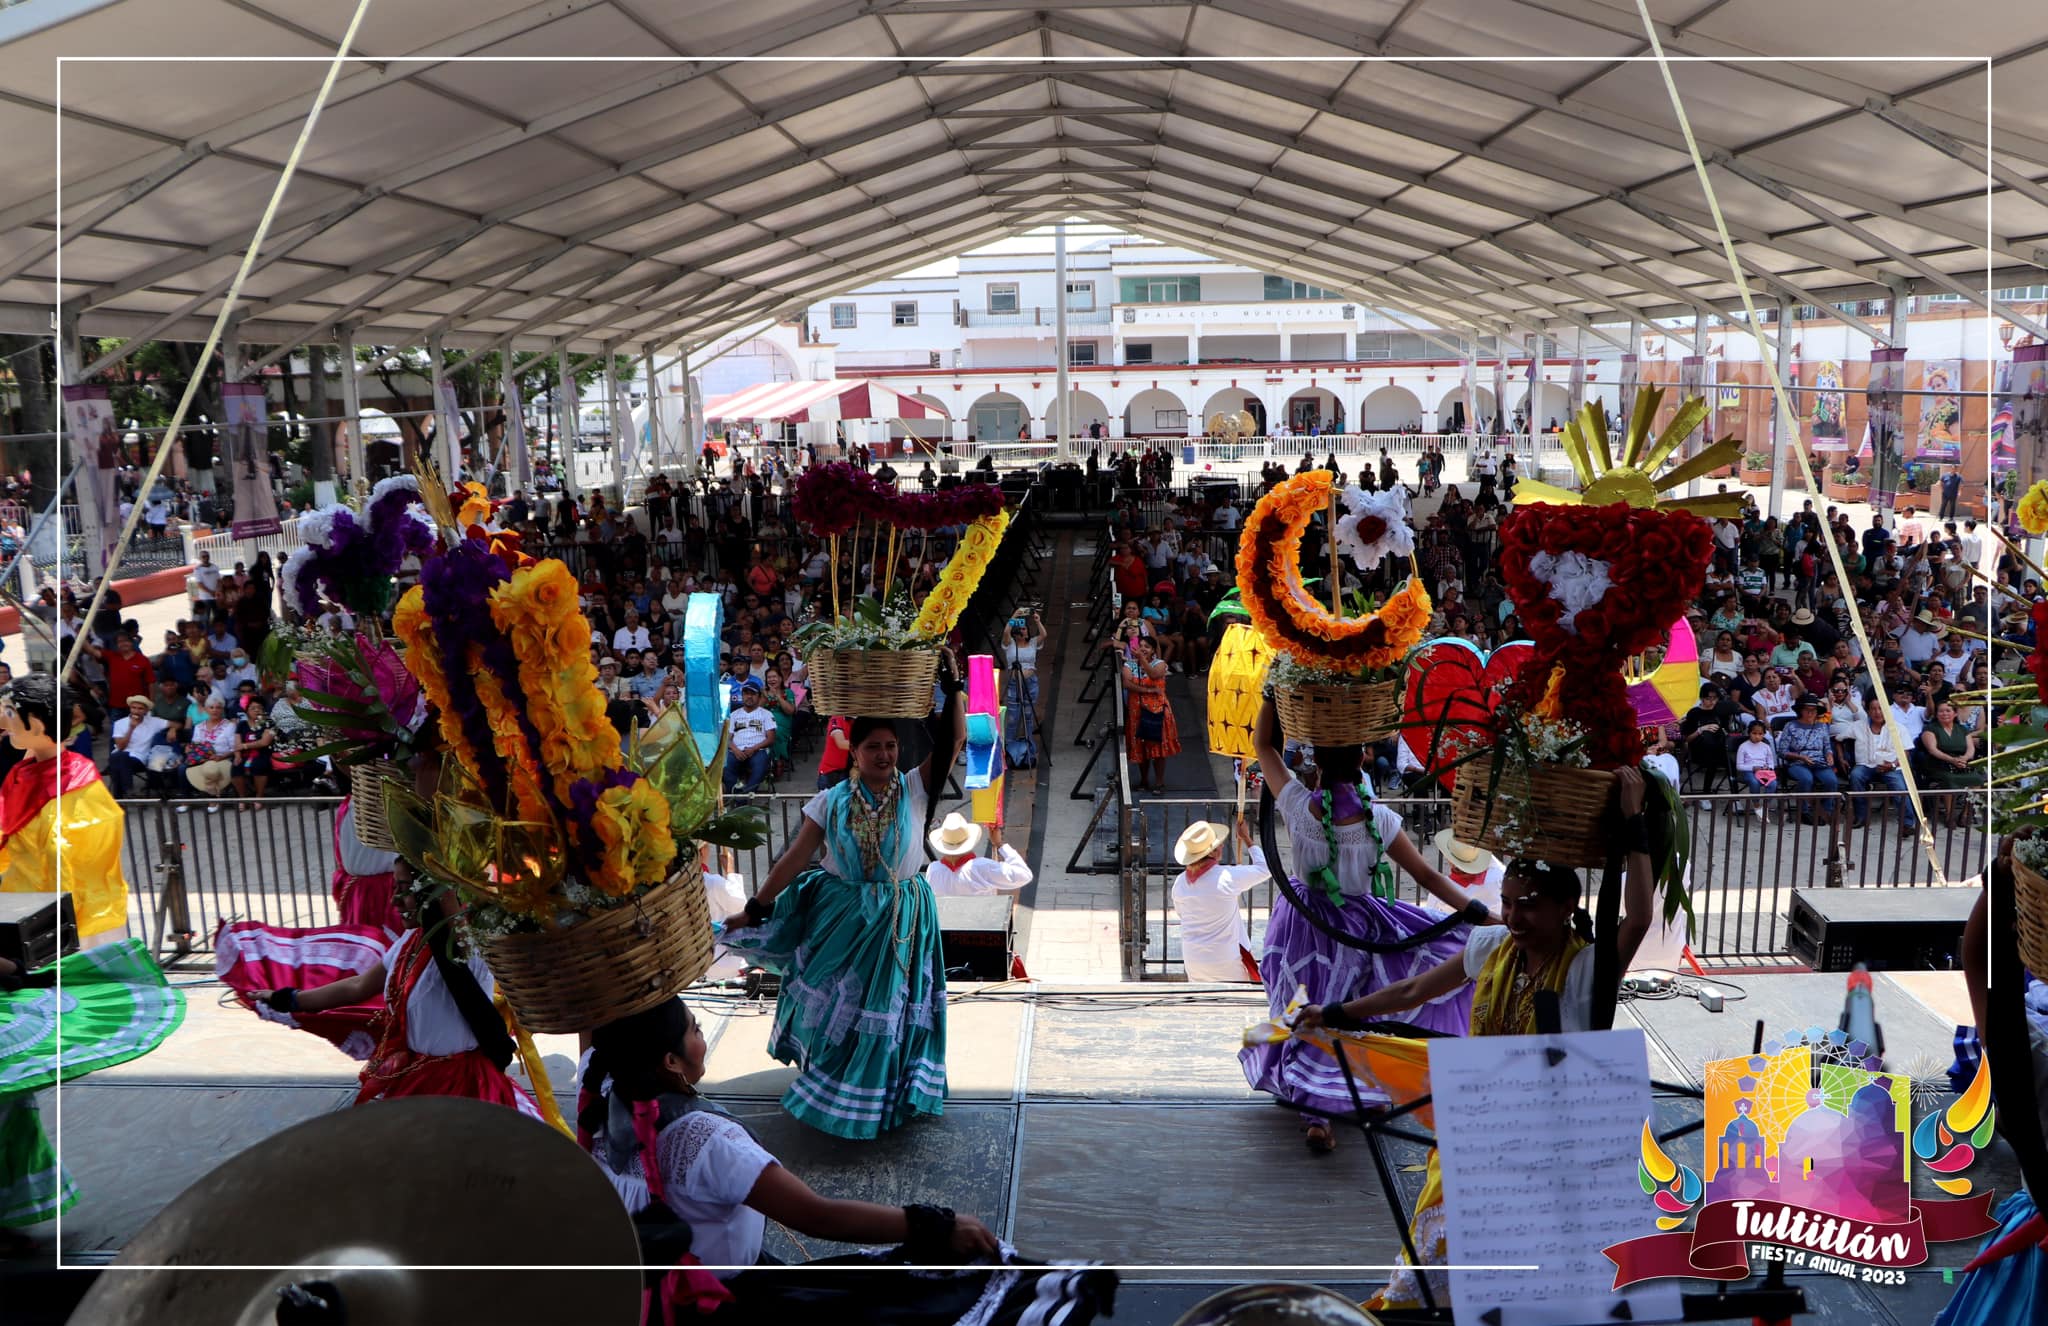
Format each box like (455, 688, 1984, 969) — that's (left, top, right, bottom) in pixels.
(1605, 1028, 2001, 1287)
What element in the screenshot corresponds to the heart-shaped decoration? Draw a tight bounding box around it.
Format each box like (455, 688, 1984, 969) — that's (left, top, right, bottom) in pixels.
(1500, 504, 1708, 668)
(1400, 637, 1533, 788)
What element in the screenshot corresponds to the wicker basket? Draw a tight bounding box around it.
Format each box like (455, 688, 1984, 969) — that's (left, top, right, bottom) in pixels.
(480, 859, 714, 1035)
(1273, 678, 1402, 747)
(2014, 857, 2048, 979)
(348, 763, 411, 852)
(806, 647, 940, 718)
(1451, 762, 1618, 870)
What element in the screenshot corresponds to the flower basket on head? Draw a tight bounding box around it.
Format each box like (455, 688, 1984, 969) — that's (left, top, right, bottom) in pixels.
(790, 464, 1007, 717)
(386, 463, 764, 1033)
(2013, 856, 2048, 980)
(480, 855, 713, 1034)
(807, 648, 941, 719)
(1273, 676, 1403, 747)
(1233, 471, 1430, 748)
(348, 762, 411, 851)
(1451, 763, 1618, 869)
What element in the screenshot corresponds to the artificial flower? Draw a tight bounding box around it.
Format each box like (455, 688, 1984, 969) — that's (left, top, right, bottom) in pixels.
(1333, 484, 1415, 570)
(911, 510, 1008, 637)
(2020, 480, 2048, 536)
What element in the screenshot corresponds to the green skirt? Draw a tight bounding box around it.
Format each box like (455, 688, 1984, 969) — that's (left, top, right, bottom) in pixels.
(0, 1096, 73, 1227)
(723, 867, 946, 1139)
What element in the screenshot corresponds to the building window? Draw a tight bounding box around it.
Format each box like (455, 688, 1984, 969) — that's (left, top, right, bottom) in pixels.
(1065, 281, 1094, 311)
(1119, 276, 1201, 303)
(1155, 408, 1185, 431)
(1068, 342, 1097, 366)
(1263, 276, 1335, 300)
(988, 283, 1019, 315)
(892, 302, 918, 327)
(830, 303, 856, 329)
(1124, 342, 1153, 365)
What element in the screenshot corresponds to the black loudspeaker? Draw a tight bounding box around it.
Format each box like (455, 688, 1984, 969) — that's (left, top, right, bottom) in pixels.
(0, 892, 78, 973)
(1786, 887, 1979, 972)
(935, 895, 1015, 982)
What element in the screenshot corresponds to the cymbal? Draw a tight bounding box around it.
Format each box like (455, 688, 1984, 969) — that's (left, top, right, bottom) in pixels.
(1172, 1283, 1385, 1326)
(70, 1098, 643, 1326)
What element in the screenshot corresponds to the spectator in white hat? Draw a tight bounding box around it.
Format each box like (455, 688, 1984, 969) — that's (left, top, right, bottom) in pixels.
(1170, 819, 1267, 983)
(1429, 830, 1503, 920)
(924, 814, 1031, 897)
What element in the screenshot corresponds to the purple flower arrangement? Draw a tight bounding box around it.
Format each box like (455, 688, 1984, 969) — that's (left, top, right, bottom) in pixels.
(281, 477, 437, 621)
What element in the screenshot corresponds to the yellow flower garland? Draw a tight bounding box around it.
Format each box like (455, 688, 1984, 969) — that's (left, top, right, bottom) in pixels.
(912, 510, 1009, 637)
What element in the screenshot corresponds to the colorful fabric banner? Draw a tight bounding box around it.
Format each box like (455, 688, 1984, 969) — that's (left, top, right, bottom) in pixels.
(1868, 348, 1907, 512)
(1810, 358, 1847, 440)
(2013, 344, 2048, 492)
(1618, 353, 1640, 430)
(220, 381, 281, 538)
(61, 385, 120, 562)
(1915, 358, 1962, 461)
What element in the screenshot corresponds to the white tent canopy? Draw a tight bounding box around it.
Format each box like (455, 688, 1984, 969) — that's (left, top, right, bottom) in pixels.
(1, 0, 2044, 361)
(704, 378, 941, 424)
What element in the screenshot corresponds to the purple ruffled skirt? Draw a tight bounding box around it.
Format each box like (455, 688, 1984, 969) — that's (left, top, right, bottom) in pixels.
(1238, 883, 1473, 1120)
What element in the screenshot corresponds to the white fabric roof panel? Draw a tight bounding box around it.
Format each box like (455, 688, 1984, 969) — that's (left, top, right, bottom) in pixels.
(0, 0, 2039, 356)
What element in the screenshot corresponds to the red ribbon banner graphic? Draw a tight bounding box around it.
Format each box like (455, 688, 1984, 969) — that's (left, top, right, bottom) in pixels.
(1604, 1193, 2001, 1289)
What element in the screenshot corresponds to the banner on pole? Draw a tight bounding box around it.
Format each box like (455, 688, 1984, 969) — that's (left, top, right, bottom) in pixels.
(436, 381, 464, 482)
(62, 385, 121, 562)
(2013, 343, 2048, 492)
(1492, 358, 1507, 436)
(1568, 357, 1587, 422)
(220, 382, 281, 539)
(1868, 347, 1907, 512)
(1679, 355, 1704, 463)
(1914, 359, 1962, 462)
(1461, 355, 1478, 435)
(558, 374, 581, 493)
(1618, 353, 1639, 430)
(503, 380, 527, 488)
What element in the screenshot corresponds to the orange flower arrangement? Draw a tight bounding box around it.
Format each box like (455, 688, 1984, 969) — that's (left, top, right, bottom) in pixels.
(1235, 471, 1432, 672)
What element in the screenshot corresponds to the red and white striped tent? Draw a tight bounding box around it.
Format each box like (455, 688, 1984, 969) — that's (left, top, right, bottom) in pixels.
(704, 379, 942, 424)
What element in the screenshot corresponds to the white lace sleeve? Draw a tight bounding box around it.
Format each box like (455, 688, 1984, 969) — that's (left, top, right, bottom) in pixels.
(1275, 780, 1326, 875)
(658, 1113, 777, 1211)
(590, 1143, 651, 1212)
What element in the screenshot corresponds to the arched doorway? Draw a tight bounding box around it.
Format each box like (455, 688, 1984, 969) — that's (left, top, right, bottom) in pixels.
(1201, 387, 1264, 435)
(968, 391, 1027, 441)
(1513, 382, 1572, 431)
(1360, 385, 1422, 432)
(1436, 384, 1497, 434)
(1059, 388, 1111, 441)
(1285, 387, 1341, 435)
(1122, 387, 1188, 438)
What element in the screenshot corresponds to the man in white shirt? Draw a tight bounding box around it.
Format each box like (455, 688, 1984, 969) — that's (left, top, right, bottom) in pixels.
(105, 694, 169, 796)
(612, 609, 654, 655)
(1212, 503, 1241, 533)
(1896, 620, 1940, 669)
(1932, 632, 1976, 686)
(188, 551, 221, 625)
(1169, 820, 1268, 982)
(217, 648, 258, 696)
(1847, 697, 1917, 832)
(1888, 687, 1927, 747)
(1960, 519, 1983, 569)
(721, 682, 775, 794)
(1430, 830, 1504, 919)
(924, 814, 1033, 897)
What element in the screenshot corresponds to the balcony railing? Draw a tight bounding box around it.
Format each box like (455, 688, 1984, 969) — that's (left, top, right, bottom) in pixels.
(959, 306, 1113, 328)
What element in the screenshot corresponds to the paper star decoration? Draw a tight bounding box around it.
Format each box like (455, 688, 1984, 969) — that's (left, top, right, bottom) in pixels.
(1512, 386, 1749, 520)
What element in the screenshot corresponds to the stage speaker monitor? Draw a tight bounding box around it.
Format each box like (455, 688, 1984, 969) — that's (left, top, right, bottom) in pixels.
(0, 892, 77, 974)
(935, 894, 1015, 982)
(1786, 886, 1979, 972)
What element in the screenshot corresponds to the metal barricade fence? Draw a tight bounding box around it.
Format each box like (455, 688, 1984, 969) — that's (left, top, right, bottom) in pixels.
(118, 792, 826, 967)
(1123, 789, 1989, 979)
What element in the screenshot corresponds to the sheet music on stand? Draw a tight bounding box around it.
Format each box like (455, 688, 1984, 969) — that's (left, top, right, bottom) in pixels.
(1431, 1028, 1684, 1326)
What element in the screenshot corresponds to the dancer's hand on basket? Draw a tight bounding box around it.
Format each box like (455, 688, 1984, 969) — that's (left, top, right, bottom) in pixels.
(952, 1214, 1000, 1259)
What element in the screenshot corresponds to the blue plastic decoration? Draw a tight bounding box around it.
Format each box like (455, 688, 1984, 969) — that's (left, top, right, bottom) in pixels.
(683, 593, 729, 762)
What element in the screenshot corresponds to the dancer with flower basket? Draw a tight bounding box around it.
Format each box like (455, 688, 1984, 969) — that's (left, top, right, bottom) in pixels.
(719, 464, 1005, 1140)
(1230, 471, 1489, 1154)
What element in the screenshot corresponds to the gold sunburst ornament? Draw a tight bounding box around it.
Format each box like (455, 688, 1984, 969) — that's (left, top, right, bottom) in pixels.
(1512, 385, 1749, 519)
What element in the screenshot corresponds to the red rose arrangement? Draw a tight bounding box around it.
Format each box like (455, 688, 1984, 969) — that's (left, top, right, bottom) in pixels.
(791, 462, 1005, 536)
(1498, 500, 1713, 769)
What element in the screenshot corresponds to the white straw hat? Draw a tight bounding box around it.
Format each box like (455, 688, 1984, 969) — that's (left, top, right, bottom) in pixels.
(1174, 821, 1227, 867)
(1433, 828, 1495, 874)
(926, 812, 984, 858)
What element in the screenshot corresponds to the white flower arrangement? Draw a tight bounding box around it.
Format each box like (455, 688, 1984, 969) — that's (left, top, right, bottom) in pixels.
(296, 503, 347, 551)
(1333, 484, 1415, 570)
(369, 473, 420, 507)
(278, 545, 314, 617)
(1526, 549, 1612, 635)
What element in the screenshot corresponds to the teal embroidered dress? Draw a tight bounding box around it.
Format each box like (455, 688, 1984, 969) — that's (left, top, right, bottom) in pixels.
(723, 771, 946, 1139)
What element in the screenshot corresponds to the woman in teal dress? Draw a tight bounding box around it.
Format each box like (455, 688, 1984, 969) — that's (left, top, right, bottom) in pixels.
(722, 658, 965, 1139)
